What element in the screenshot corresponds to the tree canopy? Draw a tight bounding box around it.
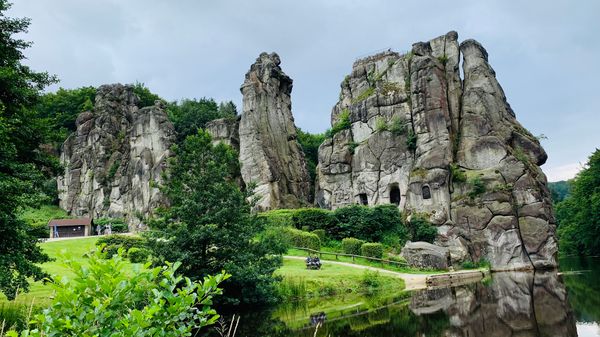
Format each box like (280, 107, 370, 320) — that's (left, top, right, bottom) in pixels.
(556, 149, 600, 255)
(0, 0, 55, 299)
(146, 130, 284, 306)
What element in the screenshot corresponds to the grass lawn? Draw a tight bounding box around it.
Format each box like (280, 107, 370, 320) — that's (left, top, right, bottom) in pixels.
(275, 258, 405, 300)
(2, 237, 102, 304)
(286, 248, 444, 274)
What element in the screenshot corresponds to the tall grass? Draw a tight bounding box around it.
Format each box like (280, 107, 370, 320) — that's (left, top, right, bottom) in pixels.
(277, 277, 307, 302)
(0, 301, 29, 334)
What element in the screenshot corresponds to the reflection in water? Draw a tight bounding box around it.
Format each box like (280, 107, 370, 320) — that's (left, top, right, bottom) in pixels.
(560, 256, 600, 337)
(209, 271, 580, 337)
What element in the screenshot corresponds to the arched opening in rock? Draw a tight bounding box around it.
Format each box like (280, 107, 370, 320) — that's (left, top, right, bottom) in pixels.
(422, 185, 431, 200)
(389, 184, 401, 205)
(358, 193, 368, 205)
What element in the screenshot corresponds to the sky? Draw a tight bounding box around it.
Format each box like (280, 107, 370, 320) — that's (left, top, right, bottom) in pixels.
(9, 0, 600, 182)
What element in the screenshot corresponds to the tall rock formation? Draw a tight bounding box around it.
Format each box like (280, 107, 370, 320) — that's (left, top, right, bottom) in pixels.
(58, 84, 175, 229)
(236, 52, 311, 210)
(316, 32, 557, 270)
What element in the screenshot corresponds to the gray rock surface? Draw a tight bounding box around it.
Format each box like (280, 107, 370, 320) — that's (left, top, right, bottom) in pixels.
(401, 241, 450, 270)
(316, 31, 557, 271)
(58, 84, 175, 229)
(238, 52, 312, 210)
(205, 117, 240, 151)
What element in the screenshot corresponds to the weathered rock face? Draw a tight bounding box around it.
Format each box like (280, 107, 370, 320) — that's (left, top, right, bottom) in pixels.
(58, 84, 175, 229)
(237, 52, 312, 210)
(205, 117, 240, 152)
(401, 241, 450, 270)
(316, 32, 557, 271)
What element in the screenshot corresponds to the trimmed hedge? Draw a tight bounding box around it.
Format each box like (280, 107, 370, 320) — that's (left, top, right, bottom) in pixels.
(127, 247, 151, 263)
(96, 235, 146, 257)
(311, 229, 326, 242)
(361, 242, 384, 258)
(291, 208, 334, 231)
(282, 227, 321, 251)
(342, 237, 365, 255)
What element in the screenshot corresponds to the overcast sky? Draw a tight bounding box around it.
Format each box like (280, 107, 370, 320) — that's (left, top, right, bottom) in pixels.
(9, 0, 600, 182)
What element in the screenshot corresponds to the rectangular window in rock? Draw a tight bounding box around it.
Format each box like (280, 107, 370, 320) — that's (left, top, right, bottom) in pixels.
(359, 193, 368, 205)
(422, 185, 431, 200)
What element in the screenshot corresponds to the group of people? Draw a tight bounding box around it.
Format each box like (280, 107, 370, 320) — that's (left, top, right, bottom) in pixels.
(305, 256, 322, 270)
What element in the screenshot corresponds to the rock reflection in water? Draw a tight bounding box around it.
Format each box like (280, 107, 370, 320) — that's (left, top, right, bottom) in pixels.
(410, 272, 578, 337)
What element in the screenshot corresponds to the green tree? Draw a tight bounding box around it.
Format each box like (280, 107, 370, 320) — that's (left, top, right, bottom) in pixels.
(0, 0, 55, 300)
(9, 250, 228, 336)
(35, 86, 97, 142)
(556, 149, 600, 255)
(133, 81, 163, 108)
(167, 98, 236, 142)
(296, 128, 325, 186)
(147, 130, 284, 306)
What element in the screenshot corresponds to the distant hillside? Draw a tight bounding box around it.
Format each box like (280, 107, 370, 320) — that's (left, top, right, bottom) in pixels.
(548, 180, 572, 203)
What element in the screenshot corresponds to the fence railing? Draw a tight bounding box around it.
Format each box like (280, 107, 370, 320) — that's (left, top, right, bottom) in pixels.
(292, 247, 408, 268)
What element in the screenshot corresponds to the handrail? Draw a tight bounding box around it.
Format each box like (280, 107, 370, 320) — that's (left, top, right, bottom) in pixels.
(292, 247, 408, 267)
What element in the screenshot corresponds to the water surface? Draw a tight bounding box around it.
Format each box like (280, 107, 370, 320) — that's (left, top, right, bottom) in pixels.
(215, 258, 600, 337)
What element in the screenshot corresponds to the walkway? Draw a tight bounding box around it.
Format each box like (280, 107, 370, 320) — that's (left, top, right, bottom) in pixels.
(284, 255, 488, 291)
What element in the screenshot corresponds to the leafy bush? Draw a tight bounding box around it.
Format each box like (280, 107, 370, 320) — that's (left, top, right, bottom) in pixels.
(95, 217, 128, 233)
(333, 204, 404, 242)
(360, 270, 382, 291)
(467, 176, 486, 199)
(342, 238, 365, 255)
(291, 208, 334, 231)
(361, 242, 384, 258)
(325, 109, 351, 138)
(311, 229, 326, 242)
(408, 215, 438, 243)
(127, 247, 151, 263)
(406, 129, 417, 151)
(258, 209, 296, 227)
(20, 205, 71, 239)
(450, 163, 467, 183)
(8, 250, 229, 336)
(96, 235, 146, 257)
(281, 227, 321, 251)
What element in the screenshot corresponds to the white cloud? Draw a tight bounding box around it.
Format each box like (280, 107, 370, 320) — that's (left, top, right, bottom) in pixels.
(543, 163, 583, 182)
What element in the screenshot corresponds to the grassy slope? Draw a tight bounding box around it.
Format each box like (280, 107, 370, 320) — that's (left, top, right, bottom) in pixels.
(276, 258, 405, 299)
(2, 237, 100, 303)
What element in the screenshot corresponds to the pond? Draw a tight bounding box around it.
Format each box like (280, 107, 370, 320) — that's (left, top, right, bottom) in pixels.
(212, 257, 600, 337)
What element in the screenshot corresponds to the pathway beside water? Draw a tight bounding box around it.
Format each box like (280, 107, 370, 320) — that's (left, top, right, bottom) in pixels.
(283, 255, 487, 291)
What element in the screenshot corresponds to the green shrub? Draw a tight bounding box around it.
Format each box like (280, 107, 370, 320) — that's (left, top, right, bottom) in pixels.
(406, 129, 417, 151)
(311, 229, 326, 242)
(96, 235, 146, 257)
(20, 205, 71, 239)
(95, 217, 128, 233)
(388, 116, 406, 136)
(8, 250, 229, 336)
(467, 176, 486, 199)
(291, 208, 334, 231)
(408, 215, 438, 243)
(259, 209, 296, 227)
(342, 237, 365, 255)
(127, 247, 151, 263)
(450, 163, 467, 183)
(327, 108, 351, 137)
(360, 270, 382, 291)
(281, 228, 321, 251)
(375, 117, 388, 132)
(361, 242, 384, 258)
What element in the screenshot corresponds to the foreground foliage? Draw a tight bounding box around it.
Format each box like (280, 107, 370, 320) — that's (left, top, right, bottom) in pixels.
(0, 0, 55, 300)
(556, 149, 600, 255)
(7, 249, 229, 337)
(147, 130, 284, 306)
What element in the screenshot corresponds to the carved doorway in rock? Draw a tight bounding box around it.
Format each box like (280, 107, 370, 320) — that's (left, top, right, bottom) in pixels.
(358, 193, 368, 205)
(389, 184, 401, 206)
